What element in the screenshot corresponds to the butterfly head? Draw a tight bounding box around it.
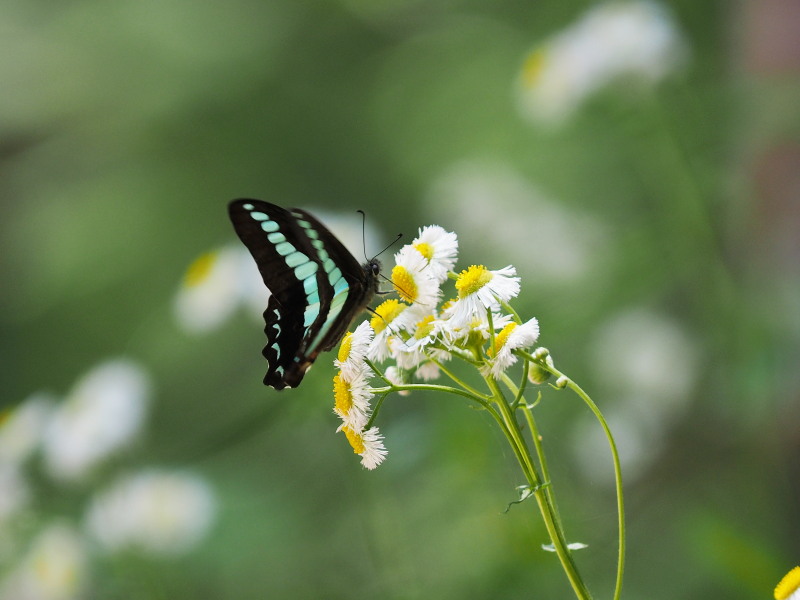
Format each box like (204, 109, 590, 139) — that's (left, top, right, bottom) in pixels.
(365, 258, 382, 292)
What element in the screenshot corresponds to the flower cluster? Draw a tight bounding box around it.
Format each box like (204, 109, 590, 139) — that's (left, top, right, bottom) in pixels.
(0, 360, 217, 600)
(334, 225, 543, 469)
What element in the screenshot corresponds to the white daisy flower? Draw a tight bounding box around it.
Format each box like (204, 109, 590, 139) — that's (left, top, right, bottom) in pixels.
(174, 245, 266, 334)
(0, 393, 55, 467)
(342, 426, 387, 470)
(445, 265, 520, 329)
(367, 299, 418, 361)
(775, 567, 800, 600)
(85, 469, 216, 557)
(434, 306, 514, 347)
(333, 369, 374, 432)
(486, 318, 540, 378)
(391, 314, 450, 382)
(0, 521, 88, 600)
(391, 245, 441, 309)
(411, 225, 459, 283)
(517, 1, 686, 124)
(334, 321, 374, 381)
(42, 359, 151, 482)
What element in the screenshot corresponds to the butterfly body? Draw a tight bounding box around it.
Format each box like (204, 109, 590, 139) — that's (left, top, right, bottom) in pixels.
(228, 199, 380, 390)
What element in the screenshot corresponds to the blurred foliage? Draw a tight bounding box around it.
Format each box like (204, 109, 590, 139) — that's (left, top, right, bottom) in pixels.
(1, 0, 798, 598)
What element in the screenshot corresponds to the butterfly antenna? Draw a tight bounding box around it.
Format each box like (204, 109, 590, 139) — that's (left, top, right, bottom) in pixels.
(371, 232, 403, 262)
(357, 210, 369, 262)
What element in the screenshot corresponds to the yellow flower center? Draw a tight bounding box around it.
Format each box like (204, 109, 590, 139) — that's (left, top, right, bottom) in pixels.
(370, 299, 408, 333)
(337, 332, 353, 362)
(333, 373, 353, 415)
(183, 251, 217, 287)
(775, 566, 800, 600)
(521, 48, 547, 88)
(489, 322, 517, 357)
(456, 265, 493, 298)
(342, 426, 365, 455)
(391, 265, 418, 304)
(413, 242, 434, 261)
(413, 314, 435, 340)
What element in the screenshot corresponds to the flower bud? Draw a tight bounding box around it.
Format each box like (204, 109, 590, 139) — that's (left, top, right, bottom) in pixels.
(527, 353, 554, 384)
(555, 376, 569, 389)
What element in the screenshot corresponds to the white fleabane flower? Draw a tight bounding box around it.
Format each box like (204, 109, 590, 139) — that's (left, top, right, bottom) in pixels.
(0, 521, 87, 600)
(435, 304, 514, 346)
(334, 321, 374, 381)
(84, 469, 216, 557)
(42, 360, 151, 482)
(486, 318, 540, 378)
(411, 225, 458, 283)
(174, 245, 263, 334)
(367, 299, 419, 361)
(775, 567, 800, 600)
(342, 426, 387, 470)
(517, 1, 686, 124)
(445, 265, 520, 329)
(333, 368, 374, 432)
(391, 245, 441, 309)
(0, 393, 55, 467)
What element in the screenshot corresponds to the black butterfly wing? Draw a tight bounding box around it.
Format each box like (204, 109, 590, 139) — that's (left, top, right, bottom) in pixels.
(229, 199, 332, 389)
(228, 199, 379, 390)
(291, 208, 379, 355)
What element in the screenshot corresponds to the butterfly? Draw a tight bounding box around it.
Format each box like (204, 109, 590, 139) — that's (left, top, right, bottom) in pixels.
(228, 199, 381, 390)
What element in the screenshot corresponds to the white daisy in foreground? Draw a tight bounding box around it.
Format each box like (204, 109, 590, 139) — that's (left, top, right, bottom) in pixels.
(333, 369, 374, 432)
(445, 265, 520, 329)
(174, 245, 265, 334)
(334, 321, 374, 381)
(434, 308, 514, 346)
(42, 360, 151, 482)
(486, 318, 540, 378)
(775, 566, 800, 600)
(342, 426, 387, 470)
(0, 393, 55, 467)
(0, 521, 87, 600)
(85, 469, 216, 556)
(368, 299, 417, 361)
(411, 225, 458, 283)
(391, 245, 442, 309)
(517, 0, 686, 124)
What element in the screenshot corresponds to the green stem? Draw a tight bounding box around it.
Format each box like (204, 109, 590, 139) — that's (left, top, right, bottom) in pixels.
(500, 374, 577, 593)
(486, 376, 592, 600)
(520, 351, 626, 600)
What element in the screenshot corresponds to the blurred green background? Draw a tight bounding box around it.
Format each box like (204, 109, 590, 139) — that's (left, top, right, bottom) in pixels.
(2, 0, 798, 598)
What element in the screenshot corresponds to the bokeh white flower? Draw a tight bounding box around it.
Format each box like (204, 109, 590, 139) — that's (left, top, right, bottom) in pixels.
(174, 245, 266, 334)
(516, 0, 687, 124)
(0, 393, 54, 467)
(84, 469, 216, 556)
(428, 161, 609, 286)
(42, 359, 151, 482)
(0, 521, 88, 600)
(574, 308, 698, 484)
